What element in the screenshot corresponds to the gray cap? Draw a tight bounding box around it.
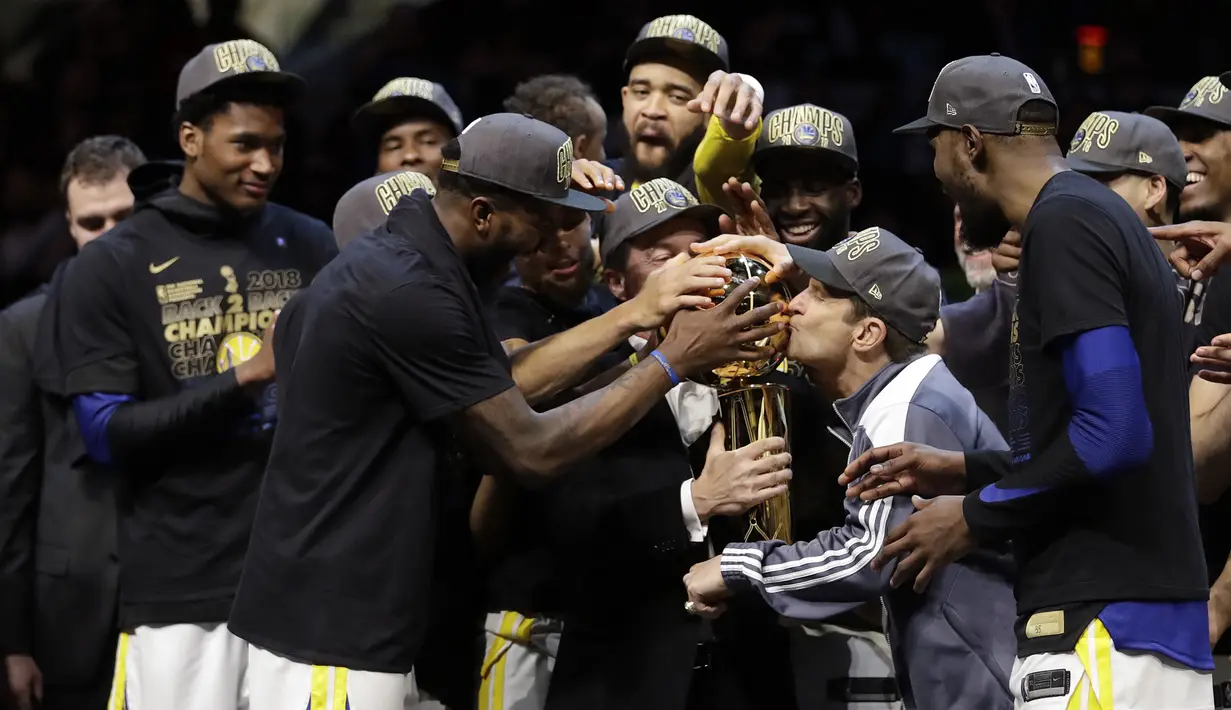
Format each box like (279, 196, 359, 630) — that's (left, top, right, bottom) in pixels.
(352, 77, 465, 136)
(753, 103, 858, 175)
(1066, 111, 1187, 189)
(788, 227, 941, 343)
(441, 113, 608, 213)
(176, 40, 305, 109)
(624, 14, 729, 82)
(600, 178, 725, 264)
(332, 170, 437, 248)
(1144, 76, 1231, 131)
(894, 54, 1057, 136)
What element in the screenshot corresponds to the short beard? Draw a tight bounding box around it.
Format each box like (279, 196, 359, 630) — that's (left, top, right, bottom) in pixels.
(626, 126, 705, 186)
(957, 200, 1011, 251)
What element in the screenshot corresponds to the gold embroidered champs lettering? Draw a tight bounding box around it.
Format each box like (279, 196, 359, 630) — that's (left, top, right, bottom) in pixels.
(1181, 76, 1227, 109)
(766, 105, 845, 148)
(373, 77, 435, 102)
(1024, 610, 1065, 639)
(212, 40, 279, 74)
(833, 227, 881, 260)
(630, 178, 696, 214)
(556, 140, 574, 186)
(643, 15, 722, 52)
(375, 172, 436, 214)
(1070, 112, 1119, 153)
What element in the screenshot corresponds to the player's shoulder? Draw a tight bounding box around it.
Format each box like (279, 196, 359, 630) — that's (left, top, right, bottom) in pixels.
(1031, 172, 1133, 224)
(0, 287, 48, 328)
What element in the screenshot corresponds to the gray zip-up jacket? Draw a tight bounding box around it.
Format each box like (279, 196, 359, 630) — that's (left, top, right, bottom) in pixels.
(721, 354, 1016, 710)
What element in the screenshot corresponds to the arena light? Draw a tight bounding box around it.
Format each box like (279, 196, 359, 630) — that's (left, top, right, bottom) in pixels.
(1077, 25, 1108, 75)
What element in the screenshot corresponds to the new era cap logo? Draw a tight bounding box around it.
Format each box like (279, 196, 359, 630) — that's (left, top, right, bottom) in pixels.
(834, 227, 881, 260)
(945, 103, 957, 116)
(868, 284, 883, 300)
(1023, 73, 1042, 94)
(1138, 151, 1153, 164)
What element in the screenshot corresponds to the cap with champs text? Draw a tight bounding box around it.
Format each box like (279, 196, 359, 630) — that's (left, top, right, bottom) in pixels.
(352, 77, 465, 136)
(1144, 76, 1231, 131)
(600, 178, 725, 265)
(332, 170, 437, 248)
(625, 14, 729, 82)
(753, 103, 858, 175)
(441, 113, 608, 213)
(1066, 111, 1187, 190)
(894, 54, 1057, 136)
(176, 40, 305, 109)
(787, 227, 941, 343)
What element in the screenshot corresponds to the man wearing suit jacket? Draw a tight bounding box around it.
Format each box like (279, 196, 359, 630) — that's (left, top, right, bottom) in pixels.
(0, 136, 146, 710)
(543, 179, 796, 710)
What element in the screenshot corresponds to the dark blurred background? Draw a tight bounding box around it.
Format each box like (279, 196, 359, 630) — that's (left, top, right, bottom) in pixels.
(2, 0, 1228, 307)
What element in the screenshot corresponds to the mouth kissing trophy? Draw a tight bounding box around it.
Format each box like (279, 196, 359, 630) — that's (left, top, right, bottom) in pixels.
(695, 253, 795, 543)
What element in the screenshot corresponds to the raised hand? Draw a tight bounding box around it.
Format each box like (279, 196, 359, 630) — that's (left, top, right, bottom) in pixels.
(686, 71, 763, 138)
(627, 253, 732, 331)
(716, 178, 781, 242)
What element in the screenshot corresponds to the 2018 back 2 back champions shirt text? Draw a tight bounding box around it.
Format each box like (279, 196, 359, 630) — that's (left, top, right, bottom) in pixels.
(56, 189, 336, 627)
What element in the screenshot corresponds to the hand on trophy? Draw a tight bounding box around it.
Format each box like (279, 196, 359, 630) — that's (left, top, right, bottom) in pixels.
(683, 557, 731, 617)
(656, 277, 786, 378)
(717, 178, 781, 242)
(690, 234, 797, 285)
(625, 253, 733, 331)
(692, 422, 792, 522)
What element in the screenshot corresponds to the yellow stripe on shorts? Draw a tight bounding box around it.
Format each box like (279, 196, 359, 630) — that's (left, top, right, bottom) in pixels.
(1071, 619, 1115, 710)
(310, 665, 350, 710)
(479, 612, 521, 710)
(108, 632, 130, 710)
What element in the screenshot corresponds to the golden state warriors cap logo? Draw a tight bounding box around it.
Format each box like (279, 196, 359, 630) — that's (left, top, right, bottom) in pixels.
(1181, 76, 1227, 109)
(631, 178, 698, 214)
(212, 40, 280, 75)
(641, 15, 723, 53)
(793, 123, 820, 146)
(834, 227, 881, 261)
(375, 171, 436, 214)
(216, 332, 263, 373)
(373, 77, 435, 102)
(1070, 111, 1119, 154)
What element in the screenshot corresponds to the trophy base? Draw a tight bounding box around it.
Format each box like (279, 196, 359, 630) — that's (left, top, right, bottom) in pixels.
(719, 382, 792, 544)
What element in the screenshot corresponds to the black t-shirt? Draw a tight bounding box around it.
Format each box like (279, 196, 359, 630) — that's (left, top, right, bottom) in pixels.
(229, 191, 515, 673)
(56, 190, 337, 626)
(482, 284, 614, 616)
(990, 171, 1206, 614)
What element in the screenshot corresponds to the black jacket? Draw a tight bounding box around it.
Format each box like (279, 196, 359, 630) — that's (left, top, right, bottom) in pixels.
(544, 387, 795, 710)
(0, 271, 119, 685)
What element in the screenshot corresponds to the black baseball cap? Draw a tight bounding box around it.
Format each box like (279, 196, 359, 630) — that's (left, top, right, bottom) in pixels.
(753, 103, 859, 175)
(894, 54, 1057, 136)
(1145, 76, 1231, 131)
(352, 77, 465, 137)
(625, 14, 729, 82)
(1066, 111, 1186, 190)
(176, 40, 305, 109)
(333, 170, 437, 248)
(441, 113, 608, 213)
(788, 227, 941, 343)
(600, 178, 725, 264)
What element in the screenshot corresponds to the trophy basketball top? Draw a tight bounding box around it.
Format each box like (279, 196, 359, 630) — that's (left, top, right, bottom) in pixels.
(693, 251, 792, 386)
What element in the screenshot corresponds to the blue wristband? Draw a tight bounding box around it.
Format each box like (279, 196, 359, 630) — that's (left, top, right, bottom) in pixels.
(649, 349, 680, 386)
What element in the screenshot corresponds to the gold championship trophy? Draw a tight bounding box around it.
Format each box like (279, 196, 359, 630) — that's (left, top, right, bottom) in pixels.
(692, 253, 795, 543)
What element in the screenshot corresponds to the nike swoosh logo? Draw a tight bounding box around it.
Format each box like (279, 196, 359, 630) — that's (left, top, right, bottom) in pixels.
(149, 257, 180, 274)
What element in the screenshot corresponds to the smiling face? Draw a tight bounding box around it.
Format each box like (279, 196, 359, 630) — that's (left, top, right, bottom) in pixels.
(180, 101, 285, 213)
(1172, 117, 1231, 222)
(759, 152, 860, 249)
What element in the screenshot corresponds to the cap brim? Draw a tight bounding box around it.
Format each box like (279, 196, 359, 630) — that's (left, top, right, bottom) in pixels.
(752, 144, 858, 176)
(1064, 155, 1127, 176)
(892, 116, 939, 135)
(786, 244, 854, 292)
(1143, 105, 1231, 131)
(207, 72, 306, 106)
(624, 39, 726, 80)
(352, 95, 461, 136)
(540, 189, 613, 214)
(598, 202, 727, 264)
